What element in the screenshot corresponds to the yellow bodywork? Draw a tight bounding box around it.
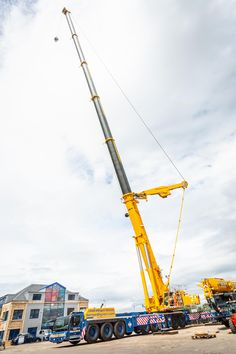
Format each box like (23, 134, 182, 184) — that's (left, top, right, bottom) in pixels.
(122, 181, 199, 312)
(84, 307, 116, 320)
(176, 291, 200, 306)
(199, 278, 236, 299)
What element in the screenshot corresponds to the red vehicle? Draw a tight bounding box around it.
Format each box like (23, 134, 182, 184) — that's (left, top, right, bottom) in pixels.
(229, 313, 236, 333)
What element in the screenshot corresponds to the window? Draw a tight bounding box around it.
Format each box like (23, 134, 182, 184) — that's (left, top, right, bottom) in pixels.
(68, 294, 75, 301)
(30, 309, 40, 319)
(0, 331, 4, 340)
(32, 294, 42, 301)
(2, 311, 8, 321)
(80, 307, 87, 312)
(8, 329, 20, 340)
(12, 309, 23, 320)
(28, 327, 37, 337)
(67, 308, 75, 315)
(42, 283, 65, 327)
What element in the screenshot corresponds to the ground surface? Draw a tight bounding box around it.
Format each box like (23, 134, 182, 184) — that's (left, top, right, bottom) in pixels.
(3, 325, 236, 354)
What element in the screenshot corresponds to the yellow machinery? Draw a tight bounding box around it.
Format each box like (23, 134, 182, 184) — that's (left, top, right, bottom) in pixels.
(63, 8, 199, 313)
(199, 278, 236, 300)
(84, 308, 116, 320)
(199, 278, 236, 327)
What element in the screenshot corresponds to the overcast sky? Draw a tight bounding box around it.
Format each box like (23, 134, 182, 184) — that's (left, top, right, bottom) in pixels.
(0, 0, 235, 311)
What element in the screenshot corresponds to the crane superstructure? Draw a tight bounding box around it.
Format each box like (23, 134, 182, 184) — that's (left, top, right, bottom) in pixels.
(63, 8, 198, 312)
(199, 278, 236, 327)
(200, 278, 236, 309)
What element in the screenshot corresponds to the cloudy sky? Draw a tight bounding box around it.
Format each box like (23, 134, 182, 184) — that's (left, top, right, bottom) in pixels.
(0, 0, 235, 311)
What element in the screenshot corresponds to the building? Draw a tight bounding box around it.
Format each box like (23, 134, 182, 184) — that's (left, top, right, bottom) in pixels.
(0, 282, 88, 344)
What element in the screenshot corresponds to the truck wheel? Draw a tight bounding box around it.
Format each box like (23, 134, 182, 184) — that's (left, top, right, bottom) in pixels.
(85, 324, 99, 343)
(150, 324, 159, 332)
(69, 340, 80, 345)
(178, 317, 186, 329)
(222, 319, 230, 328)
(100, 323, 113, 341)
(141, 325, 150, 334)
(134, 327, 141, 334)
(229, 319, 236, 334)
(114, 321, 125, 339)
(171, 317, 179, 330)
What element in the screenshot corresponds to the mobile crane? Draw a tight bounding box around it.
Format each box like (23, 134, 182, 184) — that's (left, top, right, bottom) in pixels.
(50, 8, 199, 345)
(199, 278, 236, 327)
(61, 7, 199, 314)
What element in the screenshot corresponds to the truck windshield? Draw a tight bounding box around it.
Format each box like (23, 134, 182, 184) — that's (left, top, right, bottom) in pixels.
(53, 316, 69, 332)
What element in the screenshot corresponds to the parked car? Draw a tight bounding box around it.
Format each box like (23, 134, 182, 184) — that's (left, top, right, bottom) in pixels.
(11, 333, 41, 345)
(0, 339, 5, 350)
(38, 329, 52, 341)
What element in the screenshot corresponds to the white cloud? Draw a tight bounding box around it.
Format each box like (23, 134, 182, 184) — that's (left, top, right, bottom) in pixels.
(0, 0, 235, 311)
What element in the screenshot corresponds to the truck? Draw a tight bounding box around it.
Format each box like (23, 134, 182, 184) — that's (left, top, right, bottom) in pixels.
(49, 8, 200, 346)
(49, 307, 188, 345)
(199, 278, 236, 327)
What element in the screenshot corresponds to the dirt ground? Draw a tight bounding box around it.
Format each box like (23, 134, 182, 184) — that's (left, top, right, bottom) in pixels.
(3, 325, 236, 354)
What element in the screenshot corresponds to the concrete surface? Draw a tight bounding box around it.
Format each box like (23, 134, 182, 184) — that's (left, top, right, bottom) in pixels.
(4, 325, 236, 354)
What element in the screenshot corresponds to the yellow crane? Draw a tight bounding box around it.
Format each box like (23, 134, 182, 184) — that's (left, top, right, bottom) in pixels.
(199, 278, 236, 327)
(63, 8, 199, 313)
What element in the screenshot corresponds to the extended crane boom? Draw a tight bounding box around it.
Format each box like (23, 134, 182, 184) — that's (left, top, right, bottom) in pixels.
(63, 8, 194, 312)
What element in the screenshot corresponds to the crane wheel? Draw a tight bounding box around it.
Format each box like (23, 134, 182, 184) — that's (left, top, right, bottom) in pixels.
(141, 325, 150, 334)
(84, 324, 99, 343)
(171, 317, 179, 330)
(100, 323, 113, 341)
(178, 317, 186, 329)
(221, 319, 230, 328)
(69, 340, 80, 345)
(150, 324, 159, 332)
(114, 321, 125, 339)
(134, 327, 141, 334)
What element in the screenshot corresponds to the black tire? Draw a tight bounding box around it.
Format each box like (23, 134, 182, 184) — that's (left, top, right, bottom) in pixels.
(222, 319, 230, 328)
(35, 338, 41, 342)
(69, 340, 80, 345)
(229, 319, 236, 334)
(141, 325, 150, 334)
(100, 323, 113, 341)
(114, 321, 126, 339)
(171, 317, 179, 330)
(84, 324, 100, 343)
(179, 317, 186, 329)
(134, 327, 141, 334)
(150, 323, 159, 332)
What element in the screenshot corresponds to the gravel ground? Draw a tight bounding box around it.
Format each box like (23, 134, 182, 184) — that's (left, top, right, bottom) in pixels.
(3, 325, 236, 354)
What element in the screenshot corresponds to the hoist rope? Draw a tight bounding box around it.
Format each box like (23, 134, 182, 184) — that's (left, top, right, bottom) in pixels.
(75, 24, 186, 181)
(165, 187, 185, 290)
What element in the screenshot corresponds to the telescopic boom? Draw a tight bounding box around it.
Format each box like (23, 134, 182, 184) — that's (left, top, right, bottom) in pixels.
(63, 8, 131, 196)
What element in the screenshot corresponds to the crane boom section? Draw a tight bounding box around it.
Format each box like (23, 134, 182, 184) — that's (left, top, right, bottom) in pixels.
(63, 8, 188, 312)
